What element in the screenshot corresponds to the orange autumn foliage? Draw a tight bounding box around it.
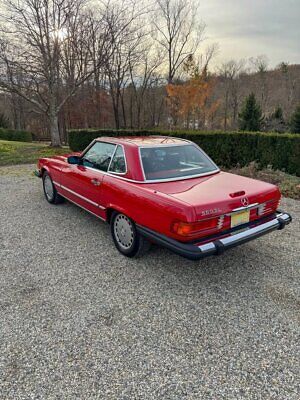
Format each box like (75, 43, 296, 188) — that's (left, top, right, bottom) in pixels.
(166, 68, 219, 128)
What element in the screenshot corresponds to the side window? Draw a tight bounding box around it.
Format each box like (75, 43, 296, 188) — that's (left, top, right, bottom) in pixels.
(109, 145, 126, 174)
(82, 142, 116, 172)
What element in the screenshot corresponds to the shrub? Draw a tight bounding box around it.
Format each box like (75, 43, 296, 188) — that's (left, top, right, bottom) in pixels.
(290, 105, 300, 133)
(0, 128, 32, 142)
(272, 106, 284, 121)
(68, 129, 300, 177)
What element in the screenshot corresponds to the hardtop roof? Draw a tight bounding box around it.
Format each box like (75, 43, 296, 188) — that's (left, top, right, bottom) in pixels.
(97, 135, 190, 147)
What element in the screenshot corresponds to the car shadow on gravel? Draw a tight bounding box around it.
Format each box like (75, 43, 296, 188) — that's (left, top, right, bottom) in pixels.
(38, 194, 298, 318)
(63, 197, 276, 284)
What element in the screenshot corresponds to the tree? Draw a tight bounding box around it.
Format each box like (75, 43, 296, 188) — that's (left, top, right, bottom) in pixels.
(152, 0, 204, 83)
(166, 56, 218, 129)
(263, 106, 286, 133)
(272, 106, 284, 121)
(290, 105, 300, 133)
(277, 61, 296, 111)
(0, 0, 110, 146)
(0, 112, 10, 128)
(218, 59, 245, 130)
(249, 55, 269, 113)
(239, 93, 263, 131)
(128, 44, 164, 128)
(103, 0, 149, 129)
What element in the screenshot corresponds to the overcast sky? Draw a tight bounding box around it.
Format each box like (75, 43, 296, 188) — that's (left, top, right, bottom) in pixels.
(199, 0, 300, 68)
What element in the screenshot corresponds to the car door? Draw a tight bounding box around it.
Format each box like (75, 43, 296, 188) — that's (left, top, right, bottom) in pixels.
(60, 141, 116, 219)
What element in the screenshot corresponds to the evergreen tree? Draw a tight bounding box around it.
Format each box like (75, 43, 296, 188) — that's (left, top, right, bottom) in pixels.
(272, 106, 284, 121)
(239, 93, 263, 131)
(262, 105, 286, 133)
(290, 105, 300, 133)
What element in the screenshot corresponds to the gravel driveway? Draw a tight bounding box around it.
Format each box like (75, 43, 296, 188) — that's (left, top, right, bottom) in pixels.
(0, 164, 299, 399)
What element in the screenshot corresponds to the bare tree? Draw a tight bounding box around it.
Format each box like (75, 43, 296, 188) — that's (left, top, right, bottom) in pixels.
(249, 55, 269, 113)
(152, 0, 204, 83)
(0, 0, 109, 146)
(218, 59, 245, 129)
(103, 0, 149, 129)
(128, 42, 164, 128)
(277, 61, 297, 113)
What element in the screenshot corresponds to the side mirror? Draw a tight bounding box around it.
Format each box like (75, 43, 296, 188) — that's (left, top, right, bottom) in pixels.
(67, 155, 81, 165)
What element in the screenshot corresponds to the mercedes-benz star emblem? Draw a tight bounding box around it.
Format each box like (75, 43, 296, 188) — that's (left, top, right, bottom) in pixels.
(241, 197, 249, 207)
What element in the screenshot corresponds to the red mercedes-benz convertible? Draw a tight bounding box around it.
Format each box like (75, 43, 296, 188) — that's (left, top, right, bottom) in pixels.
(36, 136, 292, 259)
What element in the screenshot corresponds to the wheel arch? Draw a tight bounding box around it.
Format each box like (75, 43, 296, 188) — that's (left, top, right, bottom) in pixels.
(41, 165, 51, 177)
(106, 205, 133, 224)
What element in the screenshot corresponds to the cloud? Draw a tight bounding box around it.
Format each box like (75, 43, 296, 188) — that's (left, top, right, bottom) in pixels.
(199, 0, 300, 67)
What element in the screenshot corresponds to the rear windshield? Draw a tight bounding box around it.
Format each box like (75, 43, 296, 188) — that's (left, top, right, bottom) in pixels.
(140, 144, 218, 181)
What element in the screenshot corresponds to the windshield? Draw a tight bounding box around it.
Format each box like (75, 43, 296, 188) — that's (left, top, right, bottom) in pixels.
(140, 144, 218, 181)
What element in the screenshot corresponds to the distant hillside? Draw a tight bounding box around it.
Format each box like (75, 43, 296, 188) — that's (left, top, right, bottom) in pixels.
(211, 64, 300, 131)
(0, 63, 299, 137)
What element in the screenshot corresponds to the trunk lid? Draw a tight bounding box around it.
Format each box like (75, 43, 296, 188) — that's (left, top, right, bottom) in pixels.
(147, 171, 280, 219)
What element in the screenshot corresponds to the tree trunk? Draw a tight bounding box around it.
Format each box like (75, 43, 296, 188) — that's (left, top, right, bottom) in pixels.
(110, 89, 120, 130)
(49, 112, 61, 147)
(113, 101, 120, 130)
(224, 90, 229, 130)
(129, 92, 133, 129)
(137, 104, 141, 129)
(121, 93, 127, 128)
(94, 72, 102, 127)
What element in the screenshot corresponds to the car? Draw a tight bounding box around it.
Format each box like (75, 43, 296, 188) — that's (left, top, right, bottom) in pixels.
(36, 136, 292, 260)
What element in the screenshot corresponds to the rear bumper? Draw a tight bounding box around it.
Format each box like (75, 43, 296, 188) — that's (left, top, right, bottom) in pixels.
(137, 211, 292, 260)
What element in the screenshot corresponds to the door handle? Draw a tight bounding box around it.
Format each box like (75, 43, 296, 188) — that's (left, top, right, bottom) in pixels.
(91, 178, 101, 186)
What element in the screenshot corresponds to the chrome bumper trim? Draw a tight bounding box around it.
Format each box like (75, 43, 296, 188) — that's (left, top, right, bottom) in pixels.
(198, 212, 292, 255)
(136, 211, 292, 260)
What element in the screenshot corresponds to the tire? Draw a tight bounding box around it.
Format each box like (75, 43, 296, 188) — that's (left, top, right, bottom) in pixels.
(111, 212, 151, 257)
(42, 171, 64, 204)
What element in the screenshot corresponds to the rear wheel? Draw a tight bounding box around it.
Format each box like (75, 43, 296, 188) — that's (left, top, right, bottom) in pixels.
(111, 212, 150, 257)
(42, 172, 64, 204)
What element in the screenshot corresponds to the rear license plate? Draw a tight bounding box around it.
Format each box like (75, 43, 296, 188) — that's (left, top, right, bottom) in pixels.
(231, 210, 250, 228)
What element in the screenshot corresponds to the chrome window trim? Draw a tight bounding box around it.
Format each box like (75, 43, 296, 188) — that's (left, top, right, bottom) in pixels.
(80, 140, 128, 176)
(54, 181, 106, 210)
(80, 139, 100, 157)
(83, 165, 220, 183)
(122, 136, 192, 146)
(79, 138, 221, 184)
(138, 143, 220, 183)
(81, 140, 117, 173)
(107, 144, 128, 175)
(138, 169, 220, 183)
(137, 142, 191, 148)
(107, 145, 118, 172)
(138, 145, 146, 181)
(83, 166, 142, 183)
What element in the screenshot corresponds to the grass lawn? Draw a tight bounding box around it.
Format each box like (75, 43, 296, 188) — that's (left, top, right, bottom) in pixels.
(0, 140, 70, 166)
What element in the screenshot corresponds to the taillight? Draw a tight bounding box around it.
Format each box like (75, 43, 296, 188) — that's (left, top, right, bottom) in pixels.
(257, 203, 266, 216)
(171, 218, 219, 237)
(257, 199, 280, 216)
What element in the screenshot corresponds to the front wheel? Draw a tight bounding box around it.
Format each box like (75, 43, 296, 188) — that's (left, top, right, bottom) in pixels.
(42, 172, 64, 204)
(111, 212, 150, 257)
